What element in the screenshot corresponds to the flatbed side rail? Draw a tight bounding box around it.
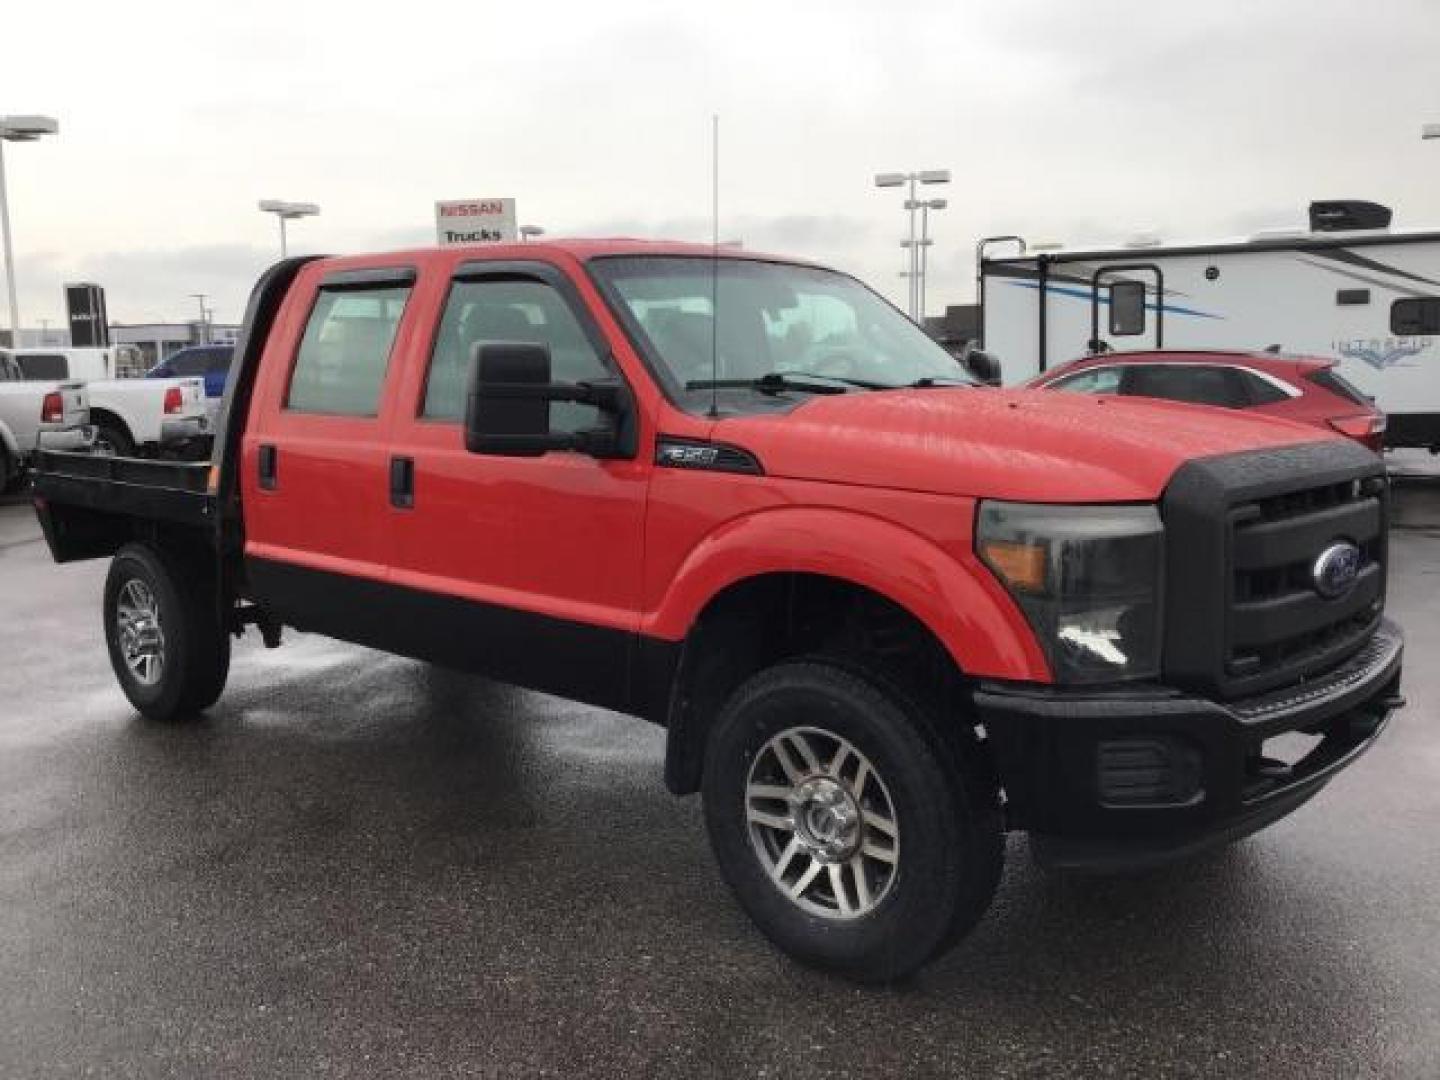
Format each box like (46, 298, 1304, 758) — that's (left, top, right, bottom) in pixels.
(32, 450, 215, 550)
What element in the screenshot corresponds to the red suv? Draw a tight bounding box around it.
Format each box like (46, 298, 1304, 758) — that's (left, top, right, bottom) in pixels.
(1028, 349, 1386, 452)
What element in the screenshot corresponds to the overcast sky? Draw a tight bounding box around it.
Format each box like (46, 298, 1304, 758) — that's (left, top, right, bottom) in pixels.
(5, 0, 1440, 327)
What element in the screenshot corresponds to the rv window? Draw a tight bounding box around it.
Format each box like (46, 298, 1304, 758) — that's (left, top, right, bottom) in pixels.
(1109, 281, 1146, 336)
(1391, 297, 1440, 336)
(1335, 289, 1370, 306)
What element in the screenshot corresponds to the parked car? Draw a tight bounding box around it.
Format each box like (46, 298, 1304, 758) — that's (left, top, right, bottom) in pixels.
(147, 344, 233, 402)
(30, 242, 1403, 982)
(1027, 349, 1386, 451)
(4, 346, 210, 457)
(0, 352, 90, 492)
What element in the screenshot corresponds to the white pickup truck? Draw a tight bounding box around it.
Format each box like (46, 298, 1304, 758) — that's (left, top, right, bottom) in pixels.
(0, 353, 90, 492)
(0, 346, 209, 457)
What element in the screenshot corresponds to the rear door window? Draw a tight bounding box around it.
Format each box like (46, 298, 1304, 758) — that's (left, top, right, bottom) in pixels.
(287, 286, 411, 416)
(1122, 364, 1247, 408)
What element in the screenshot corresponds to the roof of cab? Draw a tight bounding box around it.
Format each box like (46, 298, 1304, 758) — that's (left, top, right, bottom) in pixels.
(305, 237, 820, 273)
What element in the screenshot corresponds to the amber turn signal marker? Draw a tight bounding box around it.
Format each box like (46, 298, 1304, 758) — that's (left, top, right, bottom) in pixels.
(206, 465, 220, 496)
(981, 540, 1047, 593)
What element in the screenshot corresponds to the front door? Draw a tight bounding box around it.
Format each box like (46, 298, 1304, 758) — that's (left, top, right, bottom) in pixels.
(384, 259, 651, 711)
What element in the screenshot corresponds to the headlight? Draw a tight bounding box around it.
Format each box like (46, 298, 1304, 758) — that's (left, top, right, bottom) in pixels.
(977, 501, 1164, 684)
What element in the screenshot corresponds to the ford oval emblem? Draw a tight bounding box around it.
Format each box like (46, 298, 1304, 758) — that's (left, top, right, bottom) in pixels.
(1313, 541, 1362, 600)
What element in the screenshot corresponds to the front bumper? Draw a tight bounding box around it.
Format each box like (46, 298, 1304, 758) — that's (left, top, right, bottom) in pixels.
(974, 618, 1403, 871)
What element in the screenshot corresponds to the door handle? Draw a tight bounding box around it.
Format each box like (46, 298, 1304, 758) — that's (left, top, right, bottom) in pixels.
(258, 444, 278, 490)
(390, 455, 415, 509)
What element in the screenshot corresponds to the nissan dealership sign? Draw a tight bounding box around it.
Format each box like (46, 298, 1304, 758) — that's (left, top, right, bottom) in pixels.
(435, 198, 517, 246)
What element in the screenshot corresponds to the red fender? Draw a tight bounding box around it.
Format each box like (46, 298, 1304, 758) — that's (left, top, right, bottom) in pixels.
(641, 505, 1050, 682)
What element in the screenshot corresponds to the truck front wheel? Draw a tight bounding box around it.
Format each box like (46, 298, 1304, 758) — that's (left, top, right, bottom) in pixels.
(103, 543, 230, 722)
(702, 660, 1003, 982)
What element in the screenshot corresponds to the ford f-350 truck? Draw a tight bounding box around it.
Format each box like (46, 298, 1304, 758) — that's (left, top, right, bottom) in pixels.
(30, 241, 1404, 981)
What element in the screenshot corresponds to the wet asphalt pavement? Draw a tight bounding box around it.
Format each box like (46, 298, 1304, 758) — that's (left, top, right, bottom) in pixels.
(1, 484, 1437, 1079)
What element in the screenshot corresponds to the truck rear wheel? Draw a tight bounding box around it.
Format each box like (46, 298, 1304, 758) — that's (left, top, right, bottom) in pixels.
(92, 420, 135, 458)
(701, 660, 1003, 982)
(103, 543, 230, 722)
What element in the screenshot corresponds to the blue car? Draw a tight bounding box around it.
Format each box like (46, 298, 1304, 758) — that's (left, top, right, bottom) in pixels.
(147, 344, 234, 400)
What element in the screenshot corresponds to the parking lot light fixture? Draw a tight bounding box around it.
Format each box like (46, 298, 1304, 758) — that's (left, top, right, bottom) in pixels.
(1423, 123, 1440, 140)
(258, 200, 321, 258)
(875, 168, 951, 319)
(0, 115, 59, 349)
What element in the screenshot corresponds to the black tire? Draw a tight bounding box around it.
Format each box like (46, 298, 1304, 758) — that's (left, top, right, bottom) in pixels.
(702, 660, 1004, 983)
(0, 446, 14, 495)
(93, 420, 135, 458)
(103, 543, 230, 722)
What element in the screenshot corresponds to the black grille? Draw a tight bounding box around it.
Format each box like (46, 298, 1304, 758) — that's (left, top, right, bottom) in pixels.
(1227, 478, 1384, 688)
(1162, 440, 1388, 701)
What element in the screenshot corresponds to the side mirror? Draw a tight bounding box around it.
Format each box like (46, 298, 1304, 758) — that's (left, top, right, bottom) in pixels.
(464, 341, 634, 458)
(963, 348, 1003, 386)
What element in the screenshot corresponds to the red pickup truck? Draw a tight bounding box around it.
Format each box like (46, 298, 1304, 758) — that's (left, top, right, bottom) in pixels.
(31, 241, 1404, 981)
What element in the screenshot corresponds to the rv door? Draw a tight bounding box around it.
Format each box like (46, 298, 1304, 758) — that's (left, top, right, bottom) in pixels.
(1089, 264, 1163, 354)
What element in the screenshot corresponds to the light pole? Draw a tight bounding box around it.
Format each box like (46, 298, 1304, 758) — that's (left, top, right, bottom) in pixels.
(519, 225, 545, 242)
(0, 115, 59, 349)
(258, 199, 320, 258)
(875, 169, 950, 320)
(190, 293, 208, 344)
(915, 196, 947, 322)
(1422, 123, 1440, 140)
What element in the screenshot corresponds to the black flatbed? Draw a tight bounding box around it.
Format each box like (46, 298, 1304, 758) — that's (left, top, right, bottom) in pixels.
(33, 450, 214, 526)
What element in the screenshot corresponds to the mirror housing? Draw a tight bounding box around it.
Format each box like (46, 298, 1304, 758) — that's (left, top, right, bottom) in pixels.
(464, 341, 633, 458)
(961, 346, 1003, 386)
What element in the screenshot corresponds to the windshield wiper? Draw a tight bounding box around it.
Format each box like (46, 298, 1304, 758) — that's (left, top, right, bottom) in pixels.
(685, 372, 883, 396)
(904, 376, 972, 388)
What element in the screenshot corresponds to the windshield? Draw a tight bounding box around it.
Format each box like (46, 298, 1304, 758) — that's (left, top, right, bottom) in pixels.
(591, 256, 972, 413)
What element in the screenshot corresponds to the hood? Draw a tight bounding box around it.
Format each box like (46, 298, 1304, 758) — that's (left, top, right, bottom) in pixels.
(713, 388, 1336, 502)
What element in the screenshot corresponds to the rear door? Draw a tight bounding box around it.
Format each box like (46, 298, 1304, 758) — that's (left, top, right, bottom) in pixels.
(1120, 363, 1248, 409)
(240, 264, 420, 632)
(1090, 266, 1163, 354)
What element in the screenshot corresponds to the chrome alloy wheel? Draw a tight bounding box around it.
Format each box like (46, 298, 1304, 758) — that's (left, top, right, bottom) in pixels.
(116, 578, 165, 686)
(745, 726, 900, 920)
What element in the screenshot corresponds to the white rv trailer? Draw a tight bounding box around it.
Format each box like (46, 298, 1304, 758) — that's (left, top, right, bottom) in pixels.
(978, 202, 1440, 449)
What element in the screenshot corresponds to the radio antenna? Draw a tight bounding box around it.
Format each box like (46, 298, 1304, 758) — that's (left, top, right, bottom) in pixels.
(709, 113, 720, 419)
